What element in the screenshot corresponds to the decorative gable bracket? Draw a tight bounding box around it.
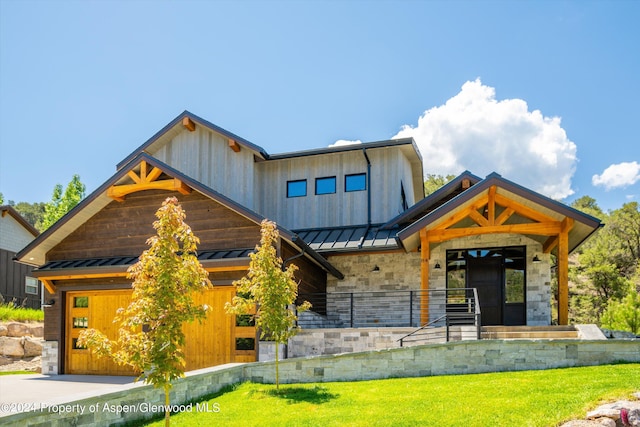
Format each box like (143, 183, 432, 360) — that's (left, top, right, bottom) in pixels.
(107, 160, 192, 202)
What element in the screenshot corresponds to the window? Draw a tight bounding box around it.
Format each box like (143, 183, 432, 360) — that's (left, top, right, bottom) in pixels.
(345, 173, 366, 192)
(25, 277, 39, 295)
(73, 317, 88, 328)
(315, 176, 336, 195)
(73, 296, 89, 308)
(235, 338, 255, 351)
(287, 179, 307, 197)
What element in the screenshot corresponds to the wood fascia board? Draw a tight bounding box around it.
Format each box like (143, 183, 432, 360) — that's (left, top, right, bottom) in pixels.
(33, 261, 249, 281)
(200, 258, 250, 272)
(425, 221, 562, 243)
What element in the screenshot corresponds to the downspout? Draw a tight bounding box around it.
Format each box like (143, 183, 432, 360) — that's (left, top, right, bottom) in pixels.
(358, 148, 372, 249)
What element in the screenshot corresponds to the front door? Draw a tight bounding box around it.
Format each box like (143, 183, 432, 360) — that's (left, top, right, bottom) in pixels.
(467, 256, 503, 326)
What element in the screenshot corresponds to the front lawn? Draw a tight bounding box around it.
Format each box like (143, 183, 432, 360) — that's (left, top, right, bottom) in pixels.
(142, 363, 640, 426)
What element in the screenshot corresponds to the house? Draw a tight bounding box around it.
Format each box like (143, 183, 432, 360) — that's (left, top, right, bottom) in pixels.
(15, 111, 602, 375)
(1, 205, 40, 308)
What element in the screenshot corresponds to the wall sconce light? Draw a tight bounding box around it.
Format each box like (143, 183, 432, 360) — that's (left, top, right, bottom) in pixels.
(532, 254, 541, 263)
(372, 265, 380, 272)
(42, 299, 55, 308)
(434, 261, 441, 269)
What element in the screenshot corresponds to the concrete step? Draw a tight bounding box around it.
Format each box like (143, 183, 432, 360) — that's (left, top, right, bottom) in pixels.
(481, 325, 579, 340)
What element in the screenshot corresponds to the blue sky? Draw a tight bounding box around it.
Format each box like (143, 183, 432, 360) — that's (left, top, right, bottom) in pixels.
(1, 0, 638, 213)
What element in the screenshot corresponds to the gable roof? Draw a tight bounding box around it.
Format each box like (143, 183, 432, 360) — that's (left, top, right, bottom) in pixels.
(117, 110, 270, 170)
(397, 172, 602, 254)
(0, 205, 39, 238)
(16, 153, 343, 279)
(381, 170, 482, 230)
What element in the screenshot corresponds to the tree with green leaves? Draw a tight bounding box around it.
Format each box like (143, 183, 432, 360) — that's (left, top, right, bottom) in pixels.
(601, 287, 640, 335)
(424, 174, 455, 196)
(0, 192, 3, 204)
(40, 174, 85, 231)
(78, 197, 212, 426)
(13, 201, 47, 230)
(41, 174, 85, 230)
(225, 219, 310, 390)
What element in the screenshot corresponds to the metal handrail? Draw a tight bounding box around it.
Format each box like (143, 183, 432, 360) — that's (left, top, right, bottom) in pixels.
(397, 314, 447, 347)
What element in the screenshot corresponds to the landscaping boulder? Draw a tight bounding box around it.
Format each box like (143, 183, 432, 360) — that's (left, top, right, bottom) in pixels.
(28, 325, 44, 337)
(561, 419, 616, 427)
(0, 325, 7, 337)
(0, 336, 24, 357)
(22, 337, 43, 357)
(6, 322, 30, 337)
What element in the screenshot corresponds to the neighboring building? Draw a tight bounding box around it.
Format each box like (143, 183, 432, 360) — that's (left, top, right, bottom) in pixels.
(15, 111, 602, 375)
(1, 205, 41, 308)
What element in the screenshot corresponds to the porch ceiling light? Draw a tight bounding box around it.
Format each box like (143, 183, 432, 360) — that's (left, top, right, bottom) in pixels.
(532, 254, 541, 263)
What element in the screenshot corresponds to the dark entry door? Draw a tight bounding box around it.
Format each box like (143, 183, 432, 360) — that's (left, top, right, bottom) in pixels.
(468, 256, 503, 325)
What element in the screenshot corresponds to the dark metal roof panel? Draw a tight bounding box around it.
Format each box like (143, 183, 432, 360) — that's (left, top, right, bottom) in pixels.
(294, 225, 400, 253)
(36, 249, 255, 272)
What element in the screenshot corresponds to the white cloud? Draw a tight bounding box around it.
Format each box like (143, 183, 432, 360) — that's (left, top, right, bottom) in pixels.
(329, 139, 362, 148)
(592, 161, 640, 190)
(392, 79, 578, 200)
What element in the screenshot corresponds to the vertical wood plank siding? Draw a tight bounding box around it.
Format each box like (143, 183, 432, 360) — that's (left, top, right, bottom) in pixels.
(153, 127, 257, 209)
(0, 248, 39, 308)
(47, 190, 261, 260)
(255, 148, 418, 229)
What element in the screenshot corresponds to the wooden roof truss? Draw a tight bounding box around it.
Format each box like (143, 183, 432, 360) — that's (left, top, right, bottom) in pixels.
(107, 160, 192, 202)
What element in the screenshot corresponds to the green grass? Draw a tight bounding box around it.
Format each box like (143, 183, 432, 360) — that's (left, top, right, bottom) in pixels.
(0, 304, 44, 322)
(0, 371, 37, 375)
(140, 364, 640, 427)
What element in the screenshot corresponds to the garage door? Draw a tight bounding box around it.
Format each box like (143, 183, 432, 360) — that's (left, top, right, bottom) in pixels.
(65, 287, 255, 375)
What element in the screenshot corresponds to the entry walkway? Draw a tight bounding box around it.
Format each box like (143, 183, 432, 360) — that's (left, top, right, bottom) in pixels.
(0, 374, 138, 416)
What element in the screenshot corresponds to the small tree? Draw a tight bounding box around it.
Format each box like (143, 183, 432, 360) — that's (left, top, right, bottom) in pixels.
(225, 219, 310, 390)
(78, 197, 212, 426)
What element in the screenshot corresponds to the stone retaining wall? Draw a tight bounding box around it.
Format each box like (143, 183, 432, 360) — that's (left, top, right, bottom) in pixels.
(3, 339, 639, 426)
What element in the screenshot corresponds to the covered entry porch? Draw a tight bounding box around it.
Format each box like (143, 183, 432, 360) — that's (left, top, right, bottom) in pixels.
(395, 172, 602, 327)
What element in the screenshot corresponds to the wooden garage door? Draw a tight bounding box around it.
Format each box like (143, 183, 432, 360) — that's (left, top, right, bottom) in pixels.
(66, 290, 136, 375)
(65, 287, 256, 375)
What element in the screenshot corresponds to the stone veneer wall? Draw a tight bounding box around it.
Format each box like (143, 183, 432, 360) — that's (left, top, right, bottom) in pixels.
(324, 234, 552, 326)
(41, 341, 58, 375)
(288, 326, 478, 358)
(6, 340, 639, 426)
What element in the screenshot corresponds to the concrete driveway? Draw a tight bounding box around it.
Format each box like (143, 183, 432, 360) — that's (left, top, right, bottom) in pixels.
(0, 374, 138, 416)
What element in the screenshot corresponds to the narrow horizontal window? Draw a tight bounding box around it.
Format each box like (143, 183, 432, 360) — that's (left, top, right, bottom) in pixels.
(315, 176, 336, 195)
(236, 337, 255, 351)
(287, 179, 307, 198)
(345, 173, 366, 192)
